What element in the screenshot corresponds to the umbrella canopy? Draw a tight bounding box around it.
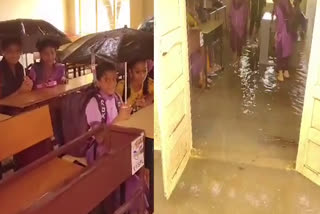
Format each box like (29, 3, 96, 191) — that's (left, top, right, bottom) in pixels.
(0, 19, 71, 53)
(138, 17, 154, 33)
(59, 27, 153, 64)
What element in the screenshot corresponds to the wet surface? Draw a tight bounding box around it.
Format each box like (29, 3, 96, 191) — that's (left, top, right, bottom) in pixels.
(154, 39, 318, 213)
(190, 40, 307, 168)
(155, 156, 320, 214)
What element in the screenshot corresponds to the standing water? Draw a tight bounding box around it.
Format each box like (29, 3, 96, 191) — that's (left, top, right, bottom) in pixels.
(154, 40, 320, 214)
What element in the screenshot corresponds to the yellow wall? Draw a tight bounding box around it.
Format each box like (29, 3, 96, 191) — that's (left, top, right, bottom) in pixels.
(130, 0, 153, 29)
(0, 0, 66, 32)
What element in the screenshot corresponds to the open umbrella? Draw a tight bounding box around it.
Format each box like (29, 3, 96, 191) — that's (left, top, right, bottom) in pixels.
(138, 17, 154, 33)
(59, 27, 153, 103)
(0, 19, 71, 53)
(59, 27, 153, 64)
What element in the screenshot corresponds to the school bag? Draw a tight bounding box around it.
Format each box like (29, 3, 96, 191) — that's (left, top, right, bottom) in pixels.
(61, 84, 122, 158)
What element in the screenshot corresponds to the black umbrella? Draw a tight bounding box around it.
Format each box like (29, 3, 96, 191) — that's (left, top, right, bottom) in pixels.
(59, 27, 153, 64)
(138, 17, 154, 33)
(59, 27, 153, 103)
(0, 19, 71, 53)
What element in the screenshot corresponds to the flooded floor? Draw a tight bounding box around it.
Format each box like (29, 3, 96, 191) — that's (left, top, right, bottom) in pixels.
(190, 40, 307, 169)
(154, 40, 320, 213)
(155, 155, 320, 214)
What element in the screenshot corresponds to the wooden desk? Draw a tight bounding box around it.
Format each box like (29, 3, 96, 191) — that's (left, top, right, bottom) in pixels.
(116, 104, 154, 139)
(192, 19, 224, 88)
(0, 158, 83, 214)
(197, 19, 223, 34)
(0, 74, 93, 109)
(17, 126, 145, 214)
(0, 113, 11, 122)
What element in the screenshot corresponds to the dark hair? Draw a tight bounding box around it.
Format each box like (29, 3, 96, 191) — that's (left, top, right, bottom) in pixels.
(128, 59, 146, 70)
(122, 60, 149, 101)
(1, 37, 22, 51)
(96, 62, 116, 80)
(36, 38, 60, 52)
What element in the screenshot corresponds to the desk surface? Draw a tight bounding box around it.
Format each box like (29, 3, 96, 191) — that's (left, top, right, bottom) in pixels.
(192, 19, 223, 34)
(0, 158, 83, 214)
(116, 104, 154, 139)
(0, 74, 93, 109)
(0, 113, 11, 122)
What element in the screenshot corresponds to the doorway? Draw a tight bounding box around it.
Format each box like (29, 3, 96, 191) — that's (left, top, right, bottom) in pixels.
(155, 0, 320, 213)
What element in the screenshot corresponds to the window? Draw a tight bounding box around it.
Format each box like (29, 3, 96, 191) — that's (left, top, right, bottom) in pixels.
(75, 0, 130, 36)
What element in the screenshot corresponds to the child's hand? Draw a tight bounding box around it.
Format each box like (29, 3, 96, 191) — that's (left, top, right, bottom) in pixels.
(117, 104, 132, 121)
(136, 98, 147, 108)
(19, 77, 33, 92)
(61, 77, 69, 84)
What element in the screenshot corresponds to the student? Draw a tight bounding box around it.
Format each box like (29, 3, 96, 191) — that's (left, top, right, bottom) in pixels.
(28, 38, 67, 89)
(85, 62, 131, 163)
(249, 0, 266, 42)
(229, 0, 249, 67)
(116, 60, 154, 113)
(0, 37, 33, 99)
(85, 63, 145, 213)
(274, 0, 294, 81)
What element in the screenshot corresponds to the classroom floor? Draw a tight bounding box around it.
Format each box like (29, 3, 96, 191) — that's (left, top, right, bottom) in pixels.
(154, 39, 320, 213)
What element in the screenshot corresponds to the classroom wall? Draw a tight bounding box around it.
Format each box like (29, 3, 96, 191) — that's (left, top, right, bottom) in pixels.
(0, 0, 66, 32)
(130, 0, 154, 29)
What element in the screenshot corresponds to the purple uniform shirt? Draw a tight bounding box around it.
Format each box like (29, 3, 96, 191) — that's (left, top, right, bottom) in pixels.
(85, 92, 119, 126)
(28, 63, 65, 89)
(85, 91, 119, 165)
(85, 92, 147, 212)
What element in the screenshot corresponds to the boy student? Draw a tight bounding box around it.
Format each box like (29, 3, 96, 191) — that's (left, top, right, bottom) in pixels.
(85, 62, 146, 213)
(0, 37, 33, 99)
(85, 62, 131, 163)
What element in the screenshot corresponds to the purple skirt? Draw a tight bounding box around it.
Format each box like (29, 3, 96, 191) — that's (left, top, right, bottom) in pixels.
(190, 51, 204, 77)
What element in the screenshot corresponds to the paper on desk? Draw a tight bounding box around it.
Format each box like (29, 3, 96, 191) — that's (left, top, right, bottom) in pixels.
(131, 134, 145, 175)
(200, 32, 204, 47)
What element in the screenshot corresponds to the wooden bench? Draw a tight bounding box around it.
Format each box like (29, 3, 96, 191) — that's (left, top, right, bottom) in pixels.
(0, 106, 83, 214)
(0, 106, 53, 162)
(0, 113, 11, 122)
(0, 118, 149, 214)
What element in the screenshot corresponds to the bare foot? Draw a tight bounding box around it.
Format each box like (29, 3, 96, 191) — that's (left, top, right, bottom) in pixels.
(284, 70, 290, 78)
(277, 71, 284, 82)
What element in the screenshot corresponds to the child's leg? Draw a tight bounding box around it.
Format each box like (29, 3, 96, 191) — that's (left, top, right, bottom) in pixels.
(283, 57, 290, 78)
(277, 58, 284, 81)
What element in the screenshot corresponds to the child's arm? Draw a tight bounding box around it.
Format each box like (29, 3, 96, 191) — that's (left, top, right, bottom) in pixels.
(112, 104, 132, 124)
(58, 64, 68, 84)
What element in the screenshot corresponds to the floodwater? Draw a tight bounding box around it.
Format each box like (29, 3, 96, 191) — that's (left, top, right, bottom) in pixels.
(155, 156, 320, 214)
(190, 41, 307, 169)
(154, 40, 320, 213)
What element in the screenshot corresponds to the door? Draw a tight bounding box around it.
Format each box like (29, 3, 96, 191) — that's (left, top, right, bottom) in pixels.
(296, 0, 320, 186)
(154, 0, 193, 199)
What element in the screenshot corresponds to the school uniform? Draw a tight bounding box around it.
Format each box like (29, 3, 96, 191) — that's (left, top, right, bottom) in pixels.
(230, 0, 249, 56)
(28, 62, 65, 89)
(116, 78, 154, 113)
(275, 0, 294, 71)
(85, 90, 146, 213)
(0, 58, 24, 99)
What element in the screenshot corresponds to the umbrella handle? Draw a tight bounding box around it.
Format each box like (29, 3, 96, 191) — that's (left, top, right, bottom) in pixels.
(125, 62, 128, 104)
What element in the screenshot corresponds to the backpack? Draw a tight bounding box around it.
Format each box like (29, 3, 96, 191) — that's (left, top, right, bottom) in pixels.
(61, 84, 122, 157)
